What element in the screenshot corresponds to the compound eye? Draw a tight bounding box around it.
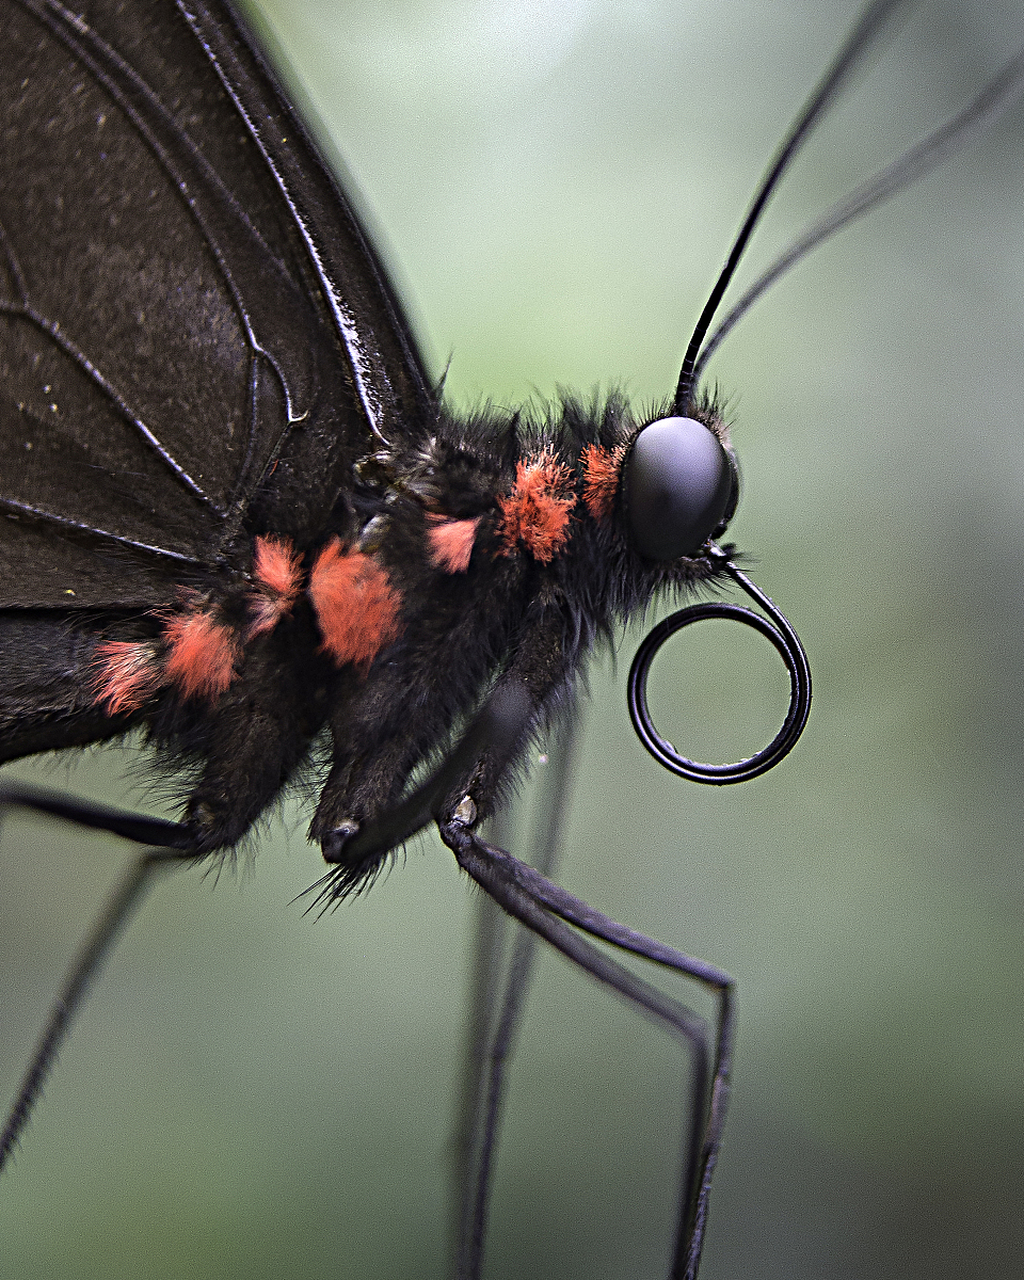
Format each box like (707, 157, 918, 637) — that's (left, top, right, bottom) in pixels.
(624, 416, 737, 561)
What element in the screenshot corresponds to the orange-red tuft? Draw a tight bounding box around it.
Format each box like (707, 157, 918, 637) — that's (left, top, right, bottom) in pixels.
(581, 443, 625, 521)
(163, 610, 239, 701)
(254, 535, 302, 598)
(497, 451, 575, 563)
(426, 515, 481, 573)
(91, 640, 163, 715)
(308, 538, 403, 671)
(249, 535, 303, 637)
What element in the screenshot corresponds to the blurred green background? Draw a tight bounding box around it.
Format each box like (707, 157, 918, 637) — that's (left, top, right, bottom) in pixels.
(2, 0, 1023, 1276)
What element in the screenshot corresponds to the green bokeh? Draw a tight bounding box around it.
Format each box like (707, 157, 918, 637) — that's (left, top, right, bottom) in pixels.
(2, 2, 1023, 1277)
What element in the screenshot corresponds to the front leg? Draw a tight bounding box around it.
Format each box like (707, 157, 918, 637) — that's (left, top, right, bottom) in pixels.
(312, 608, 576, 896)
(444, 609, 578, 827)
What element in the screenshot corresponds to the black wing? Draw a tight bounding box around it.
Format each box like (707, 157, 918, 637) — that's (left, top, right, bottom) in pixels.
(0, 0, 435, 609)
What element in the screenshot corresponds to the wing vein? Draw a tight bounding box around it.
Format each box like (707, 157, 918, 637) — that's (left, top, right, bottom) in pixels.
(0, 299, 221, 509)
(0, 495, 207, 566)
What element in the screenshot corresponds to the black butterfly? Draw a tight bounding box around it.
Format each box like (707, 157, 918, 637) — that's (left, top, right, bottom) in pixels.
(2, 1, 1022, 1277)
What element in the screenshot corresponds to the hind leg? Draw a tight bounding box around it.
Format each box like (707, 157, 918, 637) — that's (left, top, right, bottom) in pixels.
(0, 785, 196, 1171)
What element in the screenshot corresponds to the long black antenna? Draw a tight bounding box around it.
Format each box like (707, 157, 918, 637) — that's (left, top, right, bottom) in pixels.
(674, 0, 907, 414)
(690, 41, 1024, 386)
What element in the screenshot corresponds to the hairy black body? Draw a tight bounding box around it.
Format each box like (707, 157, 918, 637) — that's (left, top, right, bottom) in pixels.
(0, 0, 733, 881)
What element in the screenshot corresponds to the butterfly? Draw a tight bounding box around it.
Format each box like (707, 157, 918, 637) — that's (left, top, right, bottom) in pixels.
(2, 2, 1024, 1280)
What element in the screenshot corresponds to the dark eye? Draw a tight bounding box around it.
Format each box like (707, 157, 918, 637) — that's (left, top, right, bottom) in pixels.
(624, 416, 738, 561)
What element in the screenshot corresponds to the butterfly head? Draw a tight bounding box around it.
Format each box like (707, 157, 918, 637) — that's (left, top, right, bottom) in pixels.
(623, 412, 738, 563)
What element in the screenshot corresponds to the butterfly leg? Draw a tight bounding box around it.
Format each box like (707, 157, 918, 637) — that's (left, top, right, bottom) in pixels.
(311, 607, 576, 883)
(442, 820, 734, 1280)
(328, 645, 732, 1276)
(451, 706, 581, 1277)
(0, 785, 195, 1172)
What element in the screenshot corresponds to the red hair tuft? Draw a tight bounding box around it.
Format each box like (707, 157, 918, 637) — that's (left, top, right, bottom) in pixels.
(497, 451, 575, 563)
(249, 535, 303, 637)
(581, 443, 625, 521)
(163, 609, 239, 701)
(426, 515, 481, 573)
(254, 535, 302, 598)
(91, 641, 163, 715)
(308, 539, 403, 671)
